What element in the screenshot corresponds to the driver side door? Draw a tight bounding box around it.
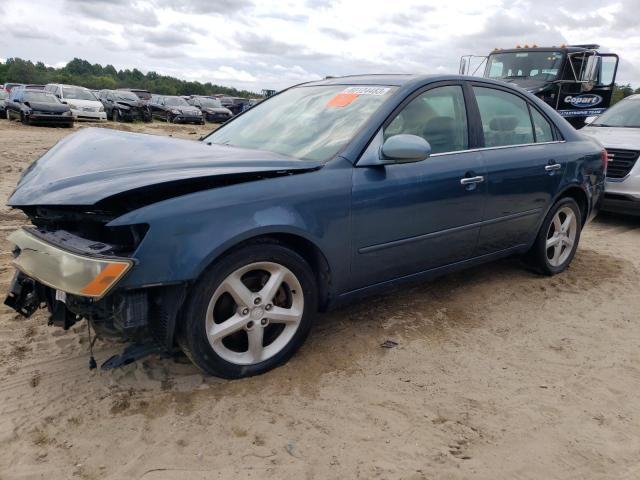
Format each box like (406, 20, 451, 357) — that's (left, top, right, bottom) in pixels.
(350, 83, 486, 289)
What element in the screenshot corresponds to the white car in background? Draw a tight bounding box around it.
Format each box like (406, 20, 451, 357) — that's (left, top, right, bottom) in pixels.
(44, 84, 107, 122)
(582, 94, 640, 216)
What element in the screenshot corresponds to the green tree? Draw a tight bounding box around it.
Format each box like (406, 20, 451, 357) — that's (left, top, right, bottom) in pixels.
(1, 57, 261, 98)
(611, 83, 635, 105)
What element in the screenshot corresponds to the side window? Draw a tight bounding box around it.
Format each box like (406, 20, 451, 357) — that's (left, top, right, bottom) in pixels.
(530, 107, 554, 143)
(473, 86, 534, 147)
(384, 85, 468, 155)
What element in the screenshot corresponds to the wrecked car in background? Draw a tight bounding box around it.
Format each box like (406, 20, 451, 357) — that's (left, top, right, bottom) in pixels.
(98, 89, 152, 122)
(4, 74, 606, 379)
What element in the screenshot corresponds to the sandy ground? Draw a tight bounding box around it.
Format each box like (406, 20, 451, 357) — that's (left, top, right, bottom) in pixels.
(0, 119, 639, 480)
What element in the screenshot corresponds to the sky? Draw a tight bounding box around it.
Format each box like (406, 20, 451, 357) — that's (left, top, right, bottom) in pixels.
(0, 0, 639, 92)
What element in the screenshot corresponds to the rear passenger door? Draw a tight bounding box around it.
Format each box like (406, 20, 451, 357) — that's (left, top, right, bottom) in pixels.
(470, 84, 566, 255)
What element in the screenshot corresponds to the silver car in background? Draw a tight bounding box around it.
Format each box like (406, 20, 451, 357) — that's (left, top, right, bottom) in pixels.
(583, 94, 640, 215)
(44, 84, 107, 122)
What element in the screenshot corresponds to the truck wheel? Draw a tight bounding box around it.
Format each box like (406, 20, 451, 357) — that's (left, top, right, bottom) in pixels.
(178, 242, 317, 379)
(528, 197, 582, 275)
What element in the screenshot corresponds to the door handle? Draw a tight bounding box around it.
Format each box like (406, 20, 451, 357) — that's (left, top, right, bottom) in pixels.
(460, 176, 484, 185)
(545, 163, 562, 172)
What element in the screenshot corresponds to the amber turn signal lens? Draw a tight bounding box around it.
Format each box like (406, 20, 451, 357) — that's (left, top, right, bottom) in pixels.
(80, 262, 131, 297)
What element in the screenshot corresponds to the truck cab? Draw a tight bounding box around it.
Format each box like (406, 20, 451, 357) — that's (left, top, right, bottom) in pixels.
(460, 45, 619, 128)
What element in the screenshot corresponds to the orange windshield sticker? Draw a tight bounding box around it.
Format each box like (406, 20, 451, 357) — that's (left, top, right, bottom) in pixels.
(326, 93, 359, 108)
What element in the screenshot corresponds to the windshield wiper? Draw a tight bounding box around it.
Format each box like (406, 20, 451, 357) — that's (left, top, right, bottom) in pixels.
(503, 75, 529, 79)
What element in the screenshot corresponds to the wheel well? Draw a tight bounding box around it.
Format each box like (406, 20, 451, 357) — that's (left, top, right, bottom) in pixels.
(560, 187, 589, 225)
(221, 233, 332, 312)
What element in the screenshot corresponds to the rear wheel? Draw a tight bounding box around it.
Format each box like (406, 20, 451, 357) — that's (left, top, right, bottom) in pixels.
(178, 242, 317, 378)
(528, 197, 582, 275)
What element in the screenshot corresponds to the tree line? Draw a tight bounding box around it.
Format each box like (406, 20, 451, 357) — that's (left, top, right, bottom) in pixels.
(0, 57, 260, 98)
(1, 56, 637, 103)
(612, 83, 640, 104)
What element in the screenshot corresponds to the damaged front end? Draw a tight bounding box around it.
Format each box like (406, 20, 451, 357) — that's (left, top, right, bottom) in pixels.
(4, 210, 185, 368)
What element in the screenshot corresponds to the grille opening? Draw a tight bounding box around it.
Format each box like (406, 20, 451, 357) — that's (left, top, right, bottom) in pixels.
(606, 149, 639, 179)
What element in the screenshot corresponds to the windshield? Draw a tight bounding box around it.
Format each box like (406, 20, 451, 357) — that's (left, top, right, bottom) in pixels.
(63, 86, 97, 101)
(486, 51, 564, 81)
(198, 97, 223, 108)
(24, 92, 60, 104)
(165, 97, 189, 106)
(206, 85, 396, 161)
(114, 91, 139, 101)
(592, 98, 640, 127)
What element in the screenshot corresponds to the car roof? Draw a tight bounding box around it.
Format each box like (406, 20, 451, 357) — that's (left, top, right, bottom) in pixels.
(301, 74, 511, 90)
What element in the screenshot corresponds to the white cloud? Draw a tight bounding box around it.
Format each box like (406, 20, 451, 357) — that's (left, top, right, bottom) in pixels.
(0, 0, 638, 91)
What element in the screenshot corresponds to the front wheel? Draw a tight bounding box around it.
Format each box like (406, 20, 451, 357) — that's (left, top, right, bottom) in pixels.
(178, 242, 317, 378)
(528, 197, 582, 275)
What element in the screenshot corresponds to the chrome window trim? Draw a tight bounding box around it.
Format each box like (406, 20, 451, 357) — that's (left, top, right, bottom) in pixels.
(430, 140, 567, 157)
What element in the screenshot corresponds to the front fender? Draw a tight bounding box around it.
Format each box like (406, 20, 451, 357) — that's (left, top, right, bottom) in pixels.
(107, 158, 353, 293)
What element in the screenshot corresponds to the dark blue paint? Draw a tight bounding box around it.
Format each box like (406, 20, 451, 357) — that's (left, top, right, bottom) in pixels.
(8, 74, 606, 307)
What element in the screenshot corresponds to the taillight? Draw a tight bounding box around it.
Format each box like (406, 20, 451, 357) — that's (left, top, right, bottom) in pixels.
(600, 149, 608, 172)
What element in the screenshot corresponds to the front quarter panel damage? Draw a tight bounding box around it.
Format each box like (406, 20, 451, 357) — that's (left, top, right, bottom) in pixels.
(107, 157, 353, 295)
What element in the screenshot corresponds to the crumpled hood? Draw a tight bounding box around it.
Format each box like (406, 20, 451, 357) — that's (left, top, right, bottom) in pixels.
(581, 126, 640, 150)
(116, 100, 145, 108)
(8, 128, 322, 206)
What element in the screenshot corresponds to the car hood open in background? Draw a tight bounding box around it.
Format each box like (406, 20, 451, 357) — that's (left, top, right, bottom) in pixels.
(8, 128, 322, 207)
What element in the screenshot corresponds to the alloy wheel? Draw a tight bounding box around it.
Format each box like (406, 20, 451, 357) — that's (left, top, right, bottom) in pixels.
(546, 206, 577, 267)
(205, 261, 304, 365)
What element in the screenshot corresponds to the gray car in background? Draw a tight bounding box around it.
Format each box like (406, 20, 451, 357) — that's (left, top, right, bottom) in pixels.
(582, 94, 640, 215)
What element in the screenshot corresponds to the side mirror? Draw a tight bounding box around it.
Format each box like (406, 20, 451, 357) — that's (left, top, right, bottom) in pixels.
(380, 134, 431, 163)
(584, 115, 597, 125)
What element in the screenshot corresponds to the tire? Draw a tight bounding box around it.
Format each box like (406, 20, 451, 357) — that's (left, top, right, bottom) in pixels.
(528, 197, 582, 275)
(20, 113, 28, 125)
(113, 109, 119, 122)
(166, 113, 173, 123)
(178, 242, 317, 379)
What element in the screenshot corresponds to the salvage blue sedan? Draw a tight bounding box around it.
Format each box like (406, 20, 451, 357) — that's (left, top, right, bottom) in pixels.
(4, 75, 606, 378)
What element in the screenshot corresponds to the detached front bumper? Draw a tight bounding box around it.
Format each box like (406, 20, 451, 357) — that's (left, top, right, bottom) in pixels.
(4, 228, 185, 350)
(6, 228, 133, 300)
